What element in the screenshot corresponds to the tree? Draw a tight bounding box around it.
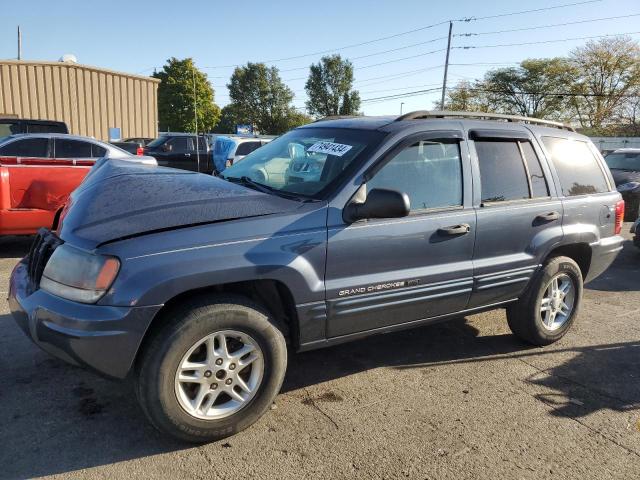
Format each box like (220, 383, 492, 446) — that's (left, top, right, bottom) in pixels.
(480, 58, 576, 119)
(305, 54, 361, 117)
(153, 58, 221, 132)
(569, 36, 640, 131)
(440, 80, 493, 112)
(226, 62, 303, 134)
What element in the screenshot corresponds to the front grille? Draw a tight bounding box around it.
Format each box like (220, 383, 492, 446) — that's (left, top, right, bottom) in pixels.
(27, 228, 62, 291)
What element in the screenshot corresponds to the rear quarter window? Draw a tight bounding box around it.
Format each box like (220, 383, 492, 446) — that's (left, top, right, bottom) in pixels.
(542, 137, 610, 196)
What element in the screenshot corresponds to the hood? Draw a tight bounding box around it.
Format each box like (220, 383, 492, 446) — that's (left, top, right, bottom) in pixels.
(610, 168, 640, 186)
(58, 160, 302, 249)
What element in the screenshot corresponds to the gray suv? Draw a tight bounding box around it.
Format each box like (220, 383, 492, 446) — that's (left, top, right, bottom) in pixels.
(9, 111, 625, 442)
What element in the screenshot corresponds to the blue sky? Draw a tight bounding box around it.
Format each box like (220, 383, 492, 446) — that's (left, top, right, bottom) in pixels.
(1, 0, 639, 116)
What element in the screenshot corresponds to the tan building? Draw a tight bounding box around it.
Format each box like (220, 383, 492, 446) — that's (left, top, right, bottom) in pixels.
(0, 60, 159, 141)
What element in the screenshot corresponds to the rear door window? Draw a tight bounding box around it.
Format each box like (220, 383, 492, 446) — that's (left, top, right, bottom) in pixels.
(542, 137, 610, 196)
(236, 141, 262, 156)
(476, 141, 530, 203)
(0, 137, 49, 157)
(168, 137, 188, 152)
(520, 141, 549, 198)
(55, 139, 93, 158)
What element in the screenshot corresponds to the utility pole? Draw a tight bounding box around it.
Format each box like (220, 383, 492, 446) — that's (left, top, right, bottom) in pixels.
(17, 26, 22, 60)
(400, 102, 405, 115)
(193, 68, 200, 173)
(440, 21, 453, 111)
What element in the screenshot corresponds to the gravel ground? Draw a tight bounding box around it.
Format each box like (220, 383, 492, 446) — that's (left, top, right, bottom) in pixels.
(0, 227, 639, 480)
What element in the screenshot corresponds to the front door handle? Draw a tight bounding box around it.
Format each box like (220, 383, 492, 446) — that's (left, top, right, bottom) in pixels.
(438, 223, 471, 236)
(535, 211, 560, 222)
(185, 153, 191, 157)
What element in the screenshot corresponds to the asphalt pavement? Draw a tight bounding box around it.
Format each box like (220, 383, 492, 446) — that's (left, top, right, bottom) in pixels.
(1, 228, 639, 479)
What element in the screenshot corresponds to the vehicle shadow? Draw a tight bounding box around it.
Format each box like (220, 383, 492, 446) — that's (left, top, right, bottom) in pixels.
(3, 310, 638, 479)
(586, 238, 640, 293)
(284, 321, 640, 420)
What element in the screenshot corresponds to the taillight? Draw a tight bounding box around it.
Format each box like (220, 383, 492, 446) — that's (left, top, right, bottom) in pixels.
(614, 199, 625, 235)
(136, 147, 144, 156)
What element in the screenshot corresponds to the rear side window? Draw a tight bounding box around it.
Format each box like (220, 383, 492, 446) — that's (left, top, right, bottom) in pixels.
(27, 122, 67, 134)
(92, 144, 107, 157)
(476, 141, 530, 203)
(0, 138, 49, 157)
(55, 139, 93, 158)
(542, 137, 610, 196)
(236, 141, 262, 156)
(0, 122, 20, 137)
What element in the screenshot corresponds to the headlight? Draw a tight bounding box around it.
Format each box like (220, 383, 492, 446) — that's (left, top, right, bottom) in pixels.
(617, 181, 640, 192)
(40, 244, 120, 303)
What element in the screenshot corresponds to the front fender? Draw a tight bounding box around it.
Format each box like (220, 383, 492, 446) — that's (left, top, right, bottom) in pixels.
(98, 206, 328, 307)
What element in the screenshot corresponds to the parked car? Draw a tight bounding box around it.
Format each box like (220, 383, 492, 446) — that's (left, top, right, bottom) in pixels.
(142, 133, 211, 173)
(123, 137, 153, 146)
(213, 135, 273, 173)
(110, 141, 143, 155)
(604, 148, 640, 220)
(0, 117, 68, 137)
(0, 133, 155, 235)
(9, 111, 624, 442)
(632, 216, 640, 249)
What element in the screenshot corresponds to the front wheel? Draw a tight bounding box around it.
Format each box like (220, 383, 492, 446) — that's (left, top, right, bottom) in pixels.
(507, 256, 583, 346)
(136, 295, 287, 443)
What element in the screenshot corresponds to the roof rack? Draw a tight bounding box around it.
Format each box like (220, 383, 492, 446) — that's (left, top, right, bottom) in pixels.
(395, 110, 575, 132)
(312, 115, 359, 123)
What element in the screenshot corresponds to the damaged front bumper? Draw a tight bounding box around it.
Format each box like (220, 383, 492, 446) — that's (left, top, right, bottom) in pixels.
(8, 260, 162, 379)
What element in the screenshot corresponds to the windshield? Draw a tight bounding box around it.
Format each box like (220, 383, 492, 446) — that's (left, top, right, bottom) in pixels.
(221, 127, 384, 198)
(146, 136, 169, 148)
(605, 152, 640, 171)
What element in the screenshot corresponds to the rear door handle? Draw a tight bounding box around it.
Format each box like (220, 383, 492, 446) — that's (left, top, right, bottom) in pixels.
(438, 223, 471, 236)
(185, 153, 191, 157)
(535, 211, 560, 222)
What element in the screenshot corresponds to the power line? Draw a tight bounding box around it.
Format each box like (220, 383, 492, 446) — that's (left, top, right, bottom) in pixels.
(455, 13, 640, 37)
(277, 35, 448, 73)
(198, 0, 603, 70)
(361, 85, 640, 104)
(460, 0, 602, 22)
(457, 31, 640, 50)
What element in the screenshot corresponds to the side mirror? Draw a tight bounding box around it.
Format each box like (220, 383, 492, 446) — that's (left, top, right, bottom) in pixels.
(343, 188, 410, 223)
(162, 143, 172, 152)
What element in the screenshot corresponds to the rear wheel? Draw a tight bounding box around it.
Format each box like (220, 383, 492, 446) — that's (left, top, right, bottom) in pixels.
(136, 295, 287, 443)
(507, 256, 583, 345)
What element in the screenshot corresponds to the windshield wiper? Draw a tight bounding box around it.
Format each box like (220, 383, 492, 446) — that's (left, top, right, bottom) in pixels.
(223, 175, 307, 201)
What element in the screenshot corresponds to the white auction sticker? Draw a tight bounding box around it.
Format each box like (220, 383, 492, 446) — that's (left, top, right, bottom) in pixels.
(307, 141, 353, 157)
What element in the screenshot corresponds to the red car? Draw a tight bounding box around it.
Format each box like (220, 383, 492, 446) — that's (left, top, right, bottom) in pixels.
(0, 133, 155, 235)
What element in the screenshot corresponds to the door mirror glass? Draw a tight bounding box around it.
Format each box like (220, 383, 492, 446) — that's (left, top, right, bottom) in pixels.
(344, 188, 410, 223)
(162, 143, 172, 152)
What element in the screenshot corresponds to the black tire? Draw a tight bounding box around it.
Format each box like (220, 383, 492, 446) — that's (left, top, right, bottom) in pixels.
(135, 294, 287, 443)
(506, 256, 583, 346)
(624, 197, 640, 222)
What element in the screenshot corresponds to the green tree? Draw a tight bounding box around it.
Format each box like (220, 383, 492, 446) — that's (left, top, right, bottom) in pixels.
(305, 54, 361, 117)
(569, 36, 640, 131)
(153, 57, 221, 132)
(226, 62, 302, 134)
(480, 58, 576, 119)
(440, 80, 493, 112)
